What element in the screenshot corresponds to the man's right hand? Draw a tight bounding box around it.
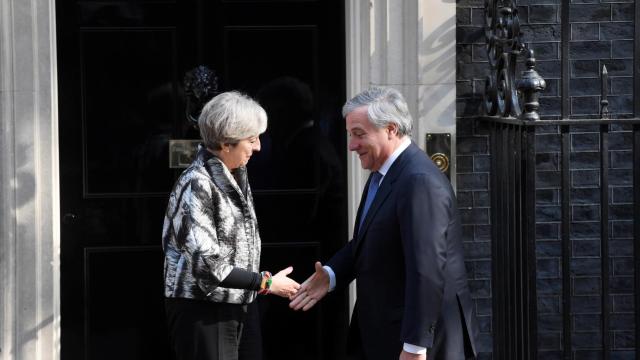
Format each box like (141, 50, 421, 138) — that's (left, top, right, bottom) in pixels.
(289, 261, 329, 311)
(399, 350, 426, 360)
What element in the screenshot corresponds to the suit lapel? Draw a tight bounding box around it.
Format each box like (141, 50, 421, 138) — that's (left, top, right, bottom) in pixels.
(353, 143, 420, 253)
(352, 174, 372, 239)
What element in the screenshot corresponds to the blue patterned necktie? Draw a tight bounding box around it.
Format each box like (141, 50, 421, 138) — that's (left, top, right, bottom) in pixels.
(359, 171, 382, 232)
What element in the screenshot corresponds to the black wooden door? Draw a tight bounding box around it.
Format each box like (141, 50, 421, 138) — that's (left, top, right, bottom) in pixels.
(57, 1, 348, 359)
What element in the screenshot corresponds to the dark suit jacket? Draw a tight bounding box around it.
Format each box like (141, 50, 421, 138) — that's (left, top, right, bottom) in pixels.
(327, 142, 478, 360)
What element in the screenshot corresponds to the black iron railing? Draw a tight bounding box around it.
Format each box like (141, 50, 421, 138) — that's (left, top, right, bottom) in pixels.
(486, 118, 537, 360)
(482, 115, 640, 360)
(479, 0, 640, 359)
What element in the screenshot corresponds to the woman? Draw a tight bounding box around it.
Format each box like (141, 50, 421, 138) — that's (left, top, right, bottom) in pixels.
(162, 91, 299, 360)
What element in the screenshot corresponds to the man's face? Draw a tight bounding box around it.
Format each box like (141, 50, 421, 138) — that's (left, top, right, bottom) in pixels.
(346, 106, 395, 171)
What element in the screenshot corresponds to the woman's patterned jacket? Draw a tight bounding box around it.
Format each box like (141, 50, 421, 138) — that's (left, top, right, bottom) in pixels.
(162, 146, 261, 304)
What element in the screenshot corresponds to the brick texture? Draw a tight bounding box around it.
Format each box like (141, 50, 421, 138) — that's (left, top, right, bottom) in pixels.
(456, 0, 636, 358)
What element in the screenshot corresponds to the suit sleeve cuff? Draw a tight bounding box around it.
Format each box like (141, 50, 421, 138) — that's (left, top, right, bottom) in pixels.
(323, 265, 336, 292)
(403, 343, 427, 354)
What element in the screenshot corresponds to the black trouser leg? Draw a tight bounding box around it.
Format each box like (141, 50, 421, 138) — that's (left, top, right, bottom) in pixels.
(165, 298, 249, 360)
(238, 301, 262, 360)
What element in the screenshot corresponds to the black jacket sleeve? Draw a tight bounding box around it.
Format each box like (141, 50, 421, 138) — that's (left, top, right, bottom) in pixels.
(398, 173, 450, 347)
(219, 268, 262, 290)
(326, 239, 357, 291)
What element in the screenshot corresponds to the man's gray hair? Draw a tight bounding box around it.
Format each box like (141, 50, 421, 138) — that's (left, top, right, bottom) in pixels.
(198, 91, 268, 150)
(342, 87, 413, 137)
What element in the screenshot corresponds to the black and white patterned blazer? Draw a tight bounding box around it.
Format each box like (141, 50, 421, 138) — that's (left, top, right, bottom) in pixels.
(162, 147, 261, 304)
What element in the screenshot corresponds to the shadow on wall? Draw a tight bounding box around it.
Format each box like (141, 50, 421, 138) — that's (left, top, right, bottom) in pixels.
(15, 142, 36, 210)
(419, 15, 456, 86)
(418, 15, 460, 128)
(9, 315, 57, 356)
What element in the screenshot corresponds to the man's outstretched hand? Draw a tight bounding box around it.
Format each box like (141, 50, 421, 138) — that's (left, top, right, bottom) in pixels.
(289, 261, 330, 311)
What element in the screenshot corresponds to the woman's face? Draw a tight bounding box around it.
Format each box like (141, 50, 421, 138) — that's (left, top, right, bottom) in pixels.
(220, 135, 261, 169)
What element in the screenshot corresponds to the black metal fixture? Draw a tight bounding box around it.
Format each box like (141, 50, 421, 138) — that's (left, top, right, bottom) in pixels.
(169, 66, 220, 168)
(483, 0, 546, 121)
(425, 133, 451, 179)
(479, 1, 640, 359)
(183, 65, 219, 127)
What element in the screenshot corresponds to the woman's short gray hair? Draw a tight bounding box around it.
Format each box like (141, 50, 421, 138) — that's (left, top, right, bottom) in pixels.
(342, 87, 413, 137)
(198, 91, 268, 150)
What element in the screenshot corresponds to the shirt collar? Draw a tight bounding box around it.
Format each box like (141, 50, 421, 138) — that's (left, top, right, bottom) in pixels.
(377, 137, 411, 179)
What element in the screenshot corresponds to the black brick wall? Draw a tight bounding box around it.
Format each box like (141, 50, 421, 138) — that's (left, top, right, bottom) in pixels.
(456, 0, 636, 359)
(456, 0, 492, 354)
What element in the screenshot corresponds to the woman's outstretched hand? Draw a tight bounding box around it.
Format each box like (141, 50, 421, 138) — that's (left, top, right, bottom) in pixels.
(268, 266, 300, 299)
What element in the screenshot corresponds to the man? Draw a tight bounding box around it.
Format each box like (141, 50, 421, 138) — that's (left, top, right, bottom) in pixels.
(290, 87, 478, 359)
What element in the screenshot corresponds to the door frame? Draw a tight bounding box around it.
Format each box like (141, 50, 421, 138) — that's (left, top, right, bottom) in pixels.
(0, 0, 61, 358)
(344, 0, 457, 315)
(0, 0, 455, 357)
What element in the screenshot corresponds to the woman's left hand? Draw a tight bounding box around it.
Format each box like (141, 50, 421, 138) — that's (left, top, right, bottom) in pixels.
(268, 267, 300, 299)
